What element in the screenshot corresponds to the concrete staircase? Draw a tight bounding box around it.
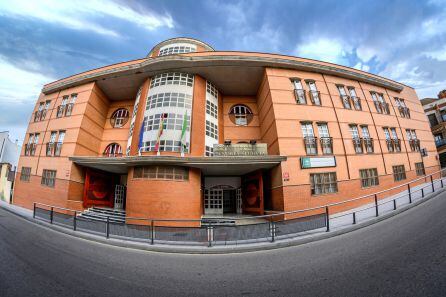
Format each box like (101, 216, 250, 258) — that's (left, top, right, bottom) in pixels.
(78, 207, 126, 224)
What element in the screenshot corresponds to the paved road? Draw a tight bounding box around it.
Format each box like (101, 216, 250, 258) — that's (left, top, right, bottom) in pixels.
(1, 193, 446, 297)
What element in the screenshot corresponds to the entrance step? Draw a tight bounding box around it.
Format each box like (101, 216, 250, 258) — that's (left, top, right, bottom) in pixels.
(78, 207, 126, 224)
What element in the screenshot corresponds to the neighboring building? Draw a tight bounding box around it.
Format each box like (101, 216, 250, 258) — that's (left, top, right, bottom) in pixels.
(422, 96, 446, 167)
(0, 131, 20, 203)
(13, 37, 438, 224)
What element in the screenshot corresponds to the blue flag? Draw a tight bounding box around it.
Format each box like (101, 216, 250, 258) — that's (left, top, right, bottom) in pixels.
(138, 118, 145, 153)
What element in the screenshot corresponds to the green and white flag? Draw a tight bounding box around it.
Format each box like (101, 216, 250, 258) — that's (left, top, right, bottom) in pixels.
(180, 111, 188, 156)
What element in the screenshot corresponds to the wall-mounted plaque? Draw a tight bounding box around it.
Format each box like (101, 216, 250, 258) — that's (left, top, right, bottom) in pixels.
(300, 156, 336, 169)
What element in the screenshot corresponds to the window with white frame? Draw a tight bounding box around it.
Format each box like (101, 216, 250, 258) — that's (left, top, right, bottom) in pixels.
(317, 123, 332, 154)
(307, 81, 321, 105)
(104, 143, 123, 157)
(310, 172, 338, 195)
(158, 45, 196, 56)
(146, 92, 193, 110)
(229, 104, 253, 126)
(360, 168, 379, 188)
(111, 108, 130, 128)
(292, 79, 306, 104)
(150, 72, 194, 88)
(133, 166, 189, 180)
(348, 87, 361, 110)
(337, 85, 351, 109)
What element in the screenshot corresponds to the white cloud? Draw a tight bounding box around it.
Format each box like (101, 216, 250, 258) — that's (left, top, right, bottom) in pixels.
(0, 56, 53, 104)
(0, 0, 174, 38)
(294, 38, 352, 65)
(353, 62, 370, 72)
(356, 46, 377, 63)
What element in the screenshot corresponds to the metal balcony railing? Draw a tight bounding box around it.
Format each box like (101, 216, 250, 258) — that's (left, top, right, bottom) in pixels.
(340, 95, 351, 109)
(398, 106, 411, 118)
(351, 96, 362, 110)
(320, 137, 333, 155)
(363, 137, 374, 153)
(352, 137, 363, 154)
(304, 136, 318, 155)
(386, 139, 401, 152)
(308, 90, 321, 105)
(409, 139, 420, 152)
(294, 89, 307, 104)
(24, 143, 36, 156)
(435, 138, 446, 148)
(46, 142, 63, 157)
(57, 103, 75, 118)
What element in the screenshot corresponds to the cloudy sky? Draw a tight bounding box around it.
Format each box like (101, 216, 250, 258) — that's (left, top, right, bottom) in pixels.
(1, 0, 446, 143)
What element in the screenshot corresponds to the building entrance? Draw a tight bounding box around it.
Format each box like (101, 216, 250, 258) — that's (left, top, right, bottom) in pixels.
(204, 186, 242, 215)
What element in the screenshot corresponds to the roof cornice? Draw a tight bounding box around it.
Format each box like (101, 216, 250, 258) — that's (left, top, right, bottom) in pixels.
(42, 53, 404, 94)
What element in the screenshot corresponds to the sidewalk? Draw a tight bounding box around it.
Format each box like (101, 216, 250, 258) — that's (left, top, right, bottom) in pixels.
(1, 176, 445, 254)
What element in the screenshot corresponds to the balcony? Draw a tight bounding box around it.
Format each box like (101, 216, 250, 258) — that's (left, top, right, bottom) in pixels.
(386, 139, 401, 152)
(363, 138, 374, 153)
(435, 138, 446, 148)
(304, 136, 318, 155)
(374, 101, 390, 114)
(351, 96, 362, 110)
(352, 138, 363, 154)
(319, 137, 333, 155)
(398, 106, 411, 118)
(409, 139, 420, 152)
(46, 142, 63, 157)
(340, 95, 351, 109)
(24, 143, 36, 156)
(308, 90, 321, 105)
(294, 89, 307, 104)
(56, 103, 75, 118)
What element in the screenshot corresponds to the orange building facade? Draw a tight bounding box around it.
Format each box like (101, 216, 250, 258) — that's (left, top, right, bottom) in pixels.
(13, 37, 439, 223)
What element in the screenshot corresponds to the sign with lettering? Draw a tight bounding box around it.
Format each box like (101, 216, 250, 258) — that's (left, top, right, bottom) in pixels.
(282, 172, 289, 181)
(213, 143, 268, 156)
(300, 156, 336, 169)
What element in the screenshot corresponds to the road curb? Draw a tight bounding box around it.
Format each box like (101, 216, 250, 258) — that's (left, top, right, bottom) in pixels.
(1, 188, 445, 254)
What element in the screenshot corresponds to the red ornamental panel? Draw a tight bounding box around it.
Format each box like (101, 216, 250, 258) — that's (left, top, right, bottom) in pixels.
(83, 169, 118, 208)
(242, 171, 264, 215)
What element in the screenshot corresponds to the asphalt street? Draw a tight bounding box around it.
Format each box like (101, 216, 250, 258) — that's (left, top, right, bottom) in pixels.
(1, 192, 446, 297)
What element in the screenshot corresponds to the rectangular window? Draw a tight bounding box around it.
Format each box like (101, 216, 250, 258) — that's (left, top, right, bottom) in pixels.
(392, 165, 406, 182)
(133, 166, 189, 181)
(350, 124, 363, 153)
(348, 87, 361, 110)
(41, 169, 56, 187)
(337, 85, 351, 109)
(20, 167, 31, 182)
(292, 79, 306, 104)
(317, 123, 332, 154)
(306, 81, 321, 105)
(361, 126, 374, 153)
(310, 172, 338, 195)
(301, 122, 317, 155)
(359, 168, 379, 188)
(415, 162, 425, 176)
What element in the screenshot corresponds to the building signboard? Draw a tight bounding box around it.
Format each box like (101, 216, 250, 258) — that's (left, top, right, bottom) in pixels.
(300, 156, 336, 169)
(213, 143, 268, 156)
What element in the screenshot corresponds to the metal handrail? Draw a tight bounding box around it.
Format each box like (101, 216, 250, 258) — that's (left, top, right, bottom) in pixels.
(33, 168, 446, 223)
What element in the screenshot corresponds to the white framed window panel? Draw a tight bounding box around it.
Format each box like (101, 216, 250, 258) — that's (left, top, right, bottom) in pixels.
(205, 81, 219, 156)
(126, 87, 142, 155)
(140, 74, 194, 153)
(158, 43, 197, 56)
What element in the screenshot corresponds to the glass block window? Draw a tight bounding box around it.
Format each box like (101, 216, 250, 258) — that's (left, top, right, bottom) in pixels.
(393, 165, 406, 182)
(150, 72, 194, 88)
(146, 92, 193, 110)
(20, 167, 31, 182)
(205, 145, 214, 156)
(41, 169, 56, 187)
(310, 172, 338, 195)
(206, 81, 218, 98)
(206, 100, 218, 119)
(359, 168, 379, 188)
(206, 120, 218, 140)
(159, 46, 196, 56)
(133, 166, 189, 181)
